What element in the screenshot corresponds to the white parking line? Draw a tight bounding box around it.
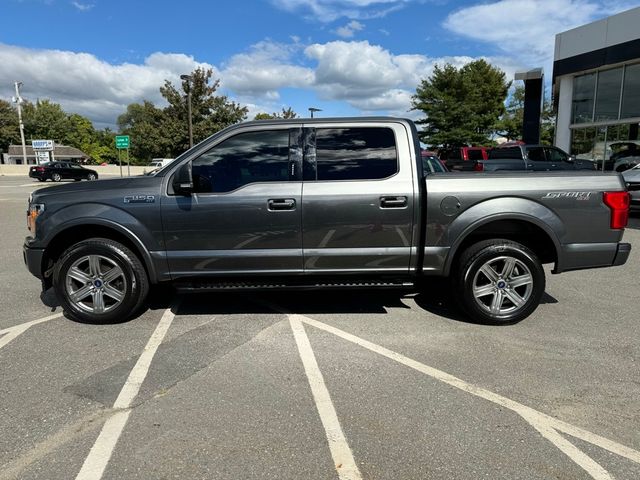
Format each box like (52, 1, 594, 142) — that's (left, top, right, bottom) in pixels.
(0, 313, 64, 351)
(290, 316, 362, 480)
(75, 304, 178, 480)
(293, 314, 640, 480)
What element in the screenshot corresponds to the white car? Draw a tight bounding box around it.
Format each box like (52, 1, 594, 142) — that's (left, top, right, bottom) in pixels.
(622, 163, 640, 211)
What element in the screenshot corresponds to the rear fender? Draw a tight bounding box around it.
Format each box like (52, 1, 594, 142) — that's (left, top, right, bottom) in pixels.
(442, 197, 564, 275)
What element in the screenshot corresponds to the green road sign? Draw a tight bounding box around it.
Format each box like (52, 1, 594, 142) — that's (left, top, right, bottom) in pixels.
(115, 135, 130, 149)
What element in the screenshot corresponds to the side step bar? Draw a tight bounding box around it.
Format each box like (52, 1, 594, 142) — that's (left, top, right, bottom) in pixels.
(174, 279, 415, 292)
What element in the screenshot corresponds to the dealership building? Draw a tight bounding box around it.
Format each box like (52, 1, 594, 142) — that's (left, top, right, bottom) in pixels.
(553, 6, 640, 165)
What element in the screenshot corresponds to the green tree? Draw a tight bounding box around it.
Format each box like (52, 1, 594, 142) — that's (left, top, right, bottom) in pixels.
(117, 101, 175, 164)
(412, 59, 510, 148)
(22, 99, 71, 143)
(254, 107, 298, 120)
(0, 99, 20, 154)
(160, 67, 248, 153)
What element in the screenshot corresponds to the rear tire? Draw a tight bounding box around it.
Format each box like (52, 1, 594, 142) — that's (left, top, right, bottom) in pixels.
(453, 239, 545, 325)
(53, 238, 149, 323)
(37, 178, 45, 182)
(52, 173, 62, 182)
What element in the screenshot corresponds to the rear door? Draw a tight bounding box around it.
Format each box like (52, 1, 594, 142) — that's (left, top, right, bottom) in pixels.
(301, 122, 415, 273)
(525, 147, 553, 170)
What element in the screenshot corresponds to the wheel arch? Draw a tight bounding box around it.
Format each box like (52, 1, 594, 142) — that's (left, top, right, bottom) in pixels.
(41, 220, 158, 288)
(442, 199, 563, 276)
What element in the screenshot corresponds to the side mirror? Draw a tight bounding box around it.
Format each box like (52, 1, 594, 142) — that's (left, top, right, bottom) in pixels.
(172, 161, 193, 195)
(566, 155, 575, 163)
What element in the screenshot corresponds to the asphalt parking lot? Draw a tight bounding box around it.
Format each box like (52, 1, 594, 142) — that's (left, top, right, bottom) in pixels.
(1, 175, 639, 480)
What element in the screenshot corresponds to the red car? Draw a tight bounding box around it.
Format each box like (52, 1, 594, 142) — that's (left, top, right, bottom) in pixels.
(440, 147, 489, 171)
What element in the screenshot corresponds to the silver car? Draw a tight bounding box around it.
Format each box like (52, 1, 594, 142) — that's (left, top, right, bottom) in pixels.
(622, 163, 640, 210)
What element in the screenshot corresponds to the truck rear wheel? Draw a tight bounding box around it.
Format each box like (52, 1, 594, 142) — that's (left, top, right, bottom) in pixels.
(454, 239, 545, 324)
(53, 238, 149, 323)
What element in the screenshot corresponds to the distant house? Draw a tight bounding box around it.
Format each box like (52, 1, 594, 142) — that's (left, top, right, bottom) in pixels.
(1, 144, 89, 165)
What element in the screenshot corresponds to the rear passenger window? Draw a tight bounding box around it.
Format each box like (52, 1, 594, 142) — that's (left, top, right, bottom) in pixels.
(192, 130, 290, 193)
(467, 149, 485, 161)
(488, 147, 520, 159)
(315, 127, 397, 181)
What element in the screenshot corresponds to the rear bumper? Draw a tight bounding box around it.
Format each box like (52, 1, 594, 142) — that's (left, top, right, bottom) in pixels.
(555, 242, 631, 273)
(23, 242, 45, 279)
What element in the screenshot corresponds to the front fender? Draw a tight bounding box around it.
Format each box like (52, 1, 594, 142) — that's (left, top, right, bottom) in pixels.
(39, 203, 161, 283)
(442, 197, 564, 275)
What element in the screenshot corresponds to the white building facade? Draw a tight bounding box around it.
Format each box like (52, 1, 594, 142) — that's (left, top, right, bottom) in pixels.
(553, 7, 640, 168)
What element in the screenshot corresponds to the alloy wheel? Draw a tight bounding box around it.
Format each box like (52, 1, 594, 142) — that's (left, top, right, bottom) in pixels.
(64, 255, 127, 314)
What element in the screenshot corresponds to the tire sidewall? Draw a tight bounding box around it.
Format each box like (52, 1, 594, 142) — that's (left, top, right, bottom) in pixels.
(54, 241, 143, 323)
(52, 173, 61, 182)
(460, 243, 545, 325)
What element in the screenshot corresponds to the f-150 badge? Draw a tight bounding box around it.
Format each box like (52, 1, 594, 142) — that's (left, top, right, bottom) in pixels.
(543, 192, 592, 200)
(124, 195, 155, 203)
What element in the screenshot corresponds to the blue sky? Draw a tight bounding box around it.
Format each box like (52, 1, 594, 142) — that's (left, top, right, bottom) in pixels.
(1, 0, 637, 128)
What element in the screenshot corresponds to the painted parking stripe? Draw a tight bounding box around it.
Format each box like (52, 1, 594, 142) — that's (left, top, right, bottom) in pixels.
(290, 316, 363, 480)
(0, 313, 64, 351)
(291, 314, 640, 480)
(75, 304, 178, 480)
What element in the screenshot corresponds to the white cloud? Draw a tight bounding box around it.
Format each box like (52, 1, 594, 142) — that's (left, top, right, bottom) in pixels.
(270, 0, 412, 21)
(443, 0, 639, 71)
(335, 20, 365, 38)
(0, 44, 214, 127)
(71, 1, 94, 11)
(219, 41, 314, 99)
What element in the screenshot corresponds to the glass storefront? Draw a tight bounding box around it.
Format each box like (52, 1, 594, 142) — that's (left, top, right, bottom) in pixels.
(571, 122, 640, 171)
(569, 62, 640, 171)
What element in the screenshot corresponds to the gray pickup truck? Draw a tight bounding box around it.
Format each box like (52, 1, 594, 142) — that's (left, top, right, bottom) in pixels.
(23, 117, 631, 325)
(477, 144, 596, 172)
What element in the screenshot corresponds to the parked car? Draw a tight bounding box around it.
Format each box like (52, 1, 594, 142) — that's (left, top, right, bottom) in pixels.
(622, 163, 640, 211)
(440, 146, 489, 171)
(23, 118, 630, 325)
(476, 145, 596, 172)
(149, 158, 175, 169)
(421, 150, 448, 173)
(29, 162, 98, 182)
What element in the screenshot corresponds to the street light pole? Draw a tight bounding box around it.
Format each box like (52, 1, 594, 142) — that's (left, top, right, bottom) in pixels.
(180, 74, 194, 149)
(13, 82, 27, 165)
(308, 107, 322, 118)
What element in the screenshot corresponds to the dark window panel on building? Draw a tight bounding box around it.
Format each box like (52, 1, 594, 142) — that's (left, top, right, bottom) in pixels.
(572, 73, 596, 124)
(621, 63, 640, 119)
(594, 67, 623, 122)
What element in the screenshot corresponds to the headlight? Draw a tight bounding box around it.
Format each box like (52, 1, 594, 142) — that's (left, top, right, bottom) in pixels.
(27, 203, 45, 234)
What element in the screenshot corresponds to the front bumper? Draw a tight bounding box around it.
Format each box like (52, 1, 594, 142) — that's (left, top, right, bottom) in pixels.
(23, 242, 45, 279)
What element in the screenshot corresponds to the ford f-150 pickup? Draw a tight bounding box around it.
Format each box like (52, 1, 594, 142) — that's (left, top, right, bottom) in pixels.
(23, 117, 631, 325)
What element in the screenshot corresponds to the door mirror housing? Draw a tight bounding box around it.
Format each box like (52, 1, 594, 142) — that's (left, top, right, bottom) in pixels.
(172, 161, 193, 195)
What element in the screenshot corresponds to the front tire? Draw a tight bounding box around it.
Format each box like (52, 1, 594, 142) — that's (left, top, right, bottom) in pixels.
(87, 173, 97, 180)
(454, 239, 545, 325)
(53, 238, 149, 323)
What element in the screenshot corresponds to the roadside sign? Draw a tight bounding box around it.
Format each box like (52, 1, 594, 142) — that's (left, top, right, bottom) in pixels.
(32, 140, 54, 150)
(115, 135, 130, 149)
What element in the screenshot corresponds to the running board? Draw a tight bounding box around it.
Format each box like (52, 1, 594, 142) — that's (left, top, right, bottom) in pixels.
(174, 279, 415, 292)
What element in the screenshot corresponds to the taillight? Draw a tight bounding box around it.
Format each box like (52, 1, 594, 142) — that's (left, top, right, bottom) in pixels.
(603, 191, 630, 229)
(473, 162, 484, 172)
(36, 167, 44, 172)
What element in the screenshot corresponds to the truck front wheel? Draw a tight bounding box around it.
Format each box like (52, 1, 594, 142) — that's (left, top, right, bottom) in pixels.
(53, 238, 149, 323)
(454, 239, 545, 324)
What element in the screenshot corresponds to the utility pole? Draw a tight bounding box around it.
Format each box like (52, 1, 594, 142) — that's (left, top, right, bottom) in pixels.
(13, 82, 27, 165)
(180, 74, 194, 148)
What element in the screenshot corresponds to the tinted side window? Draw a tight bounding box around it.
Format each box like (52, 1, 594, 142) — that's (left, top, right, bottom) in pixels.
(192, 130, 290, 193)
(488, 147, 520, 159)
(315, 127, 397, 181)
(527, 147, 547, 162)
(467, 149, 485, 160)
(546, 148, 567, 162)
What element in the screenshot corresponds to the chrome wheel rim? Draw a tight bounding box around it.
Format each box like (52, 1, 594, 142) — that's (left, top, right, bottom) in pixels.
(52, 173, 61, 181)
(88, 174, 95, 180)
(65, 255, 127, 314)
(472, 256, 533, 317)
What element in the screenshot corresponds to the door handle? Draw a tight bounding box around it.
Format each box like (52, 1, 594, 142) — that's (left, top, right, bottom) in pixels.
(268, 198, 296, 211)
(380, 196, 408, 208)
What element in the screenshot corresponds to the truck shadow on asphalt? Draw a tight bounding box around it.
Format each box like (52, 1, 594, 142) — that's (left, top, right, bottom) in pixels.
(40, 281, 559, 326)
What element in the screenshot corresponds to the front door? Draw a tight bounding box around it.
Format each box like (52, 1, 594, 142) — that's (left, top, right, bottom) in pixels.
(301, 123, 415, 273)
(161, 127, 303, 278)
